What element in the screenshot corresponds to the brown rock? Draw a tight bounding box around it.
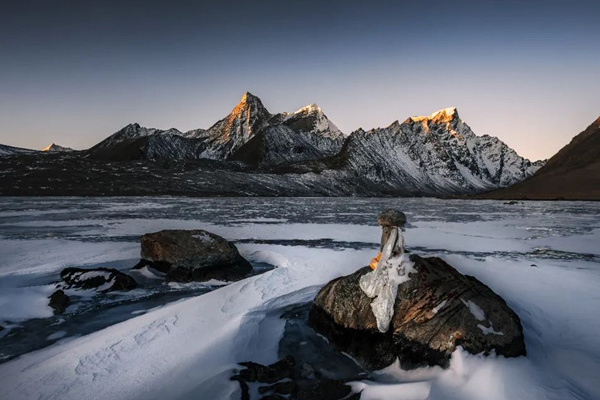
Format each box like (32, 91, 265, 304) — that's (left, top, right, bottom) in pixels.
(377, 209, 406, 227)
(140, 229, 252, 282)
(309, 255, 526, 370)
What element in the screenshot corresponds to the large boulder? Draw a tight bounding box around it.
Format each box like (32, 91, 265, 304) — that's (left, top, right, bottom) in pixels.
(59, 267, 138, 292)
(138, 229, 253, 282)
(309, 255, 526, 370)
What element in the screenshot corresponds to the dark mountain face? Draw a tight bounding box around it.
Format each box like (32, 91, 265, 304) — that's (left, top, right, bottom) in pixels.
(474, 116, 600, 200)
(229, 104, 345, 168)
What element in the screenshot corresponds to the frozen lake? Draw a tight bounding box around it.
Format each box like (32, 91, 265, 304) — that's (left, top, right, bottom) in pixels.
(0, 197, 599, 400)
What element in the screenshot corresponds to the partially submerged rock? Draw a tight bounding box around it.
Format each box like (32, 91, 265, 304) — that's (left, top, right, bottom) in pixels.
(138, 229, 253, 282)
(309, 255, 526, 370)
(59, 267, 138, 292)
(48, 289, 71, 315)
(231, 356, 359, 400)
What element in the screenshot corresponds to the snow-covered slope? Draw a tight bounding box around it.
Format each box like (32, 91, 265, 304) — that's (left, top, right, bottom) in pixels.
(0, 144, 37, 157)
(87, 124, 203, 161)
(332, 108, 543, 195)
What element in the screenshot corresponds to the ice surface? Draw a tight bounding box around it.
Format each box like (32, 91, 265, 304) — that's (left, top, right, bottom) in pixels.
(0, 197, 599, 400)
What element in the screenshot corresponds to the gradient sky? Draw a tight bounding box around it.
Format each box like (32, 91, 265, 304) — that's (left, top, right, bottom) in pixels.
(1, 0, 599, 160)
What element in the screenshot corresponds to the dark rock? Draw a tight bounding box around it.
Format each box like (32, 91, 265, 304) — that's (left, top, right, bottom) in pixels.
(296, 379, 352, 400)
(309, 255, 526, 370)
(234, 356, 295, 384)
(59, 267, 138, 292)
(377, 209, 406, 227)
(48, 289, 71, 315)
(140, 229, 253, 282)
(232, 355, 359, 400)
(258, 380, 297, 395)
(259, 395, 287, 400)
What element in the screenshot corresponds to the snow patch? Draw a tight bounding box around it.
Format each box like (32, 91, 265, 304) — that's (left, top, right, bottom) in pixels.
(461, 298, 486, 321)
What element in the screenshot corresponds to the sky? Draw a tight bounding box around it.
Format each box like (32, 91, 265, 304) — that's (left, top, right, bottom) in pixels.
(1, 0, 599, 161)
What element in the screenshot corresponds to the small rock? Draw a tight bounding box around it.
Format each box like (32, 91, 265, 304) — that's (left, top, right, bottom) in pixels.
(377, 209, 406, 227)
(60, 267, 138, 292)
(48, 289, 71, 315)
(139, 229, 253, 282)
(296, 379, 352, 400)
(259, 380, 297, 395)
(234, 356, 296, 384)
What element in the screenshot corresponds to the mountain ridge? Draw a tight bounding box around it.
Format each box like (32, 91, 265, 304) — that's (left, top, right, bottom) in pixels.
(0, 92, 550, 197)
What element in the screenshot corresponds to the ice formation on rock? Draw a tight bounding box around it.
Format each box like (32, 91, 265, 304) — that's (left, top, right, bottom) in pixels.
(359, 227, 414, 332)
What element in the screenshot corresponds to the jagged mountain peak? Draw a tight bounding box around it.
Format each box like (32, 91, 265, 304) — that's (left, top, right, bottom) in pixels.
(42, 143, 74, 152)
(404, 107, 460, 125)
(235, 91, 268, 113)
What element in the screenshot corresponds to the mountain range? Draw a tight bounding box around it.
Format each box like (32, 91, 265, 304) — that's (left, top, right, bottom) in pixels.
(0, 92, 551, 197)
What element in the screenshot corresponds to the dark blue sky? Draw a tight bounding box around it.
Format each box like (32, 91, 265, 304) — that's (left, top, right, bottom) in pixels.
(1, 0, 599, 159)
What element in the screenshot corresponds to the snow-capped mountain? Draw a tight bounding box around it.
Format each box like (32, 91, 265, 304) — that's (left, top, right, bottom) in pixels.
(196, 92, 274, 160)
(42, 143, 75, 152)
(87, 93, 346, 165)
(5, 94, 545, 196)
(230, 103, 345, 168)
(329, 107, 543, 195)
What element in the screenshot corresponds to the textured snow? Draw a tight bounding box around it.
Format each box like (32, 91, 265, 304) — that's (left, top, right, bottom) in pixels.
(0, 198, 599, 400)
(0, 285, 55, 323)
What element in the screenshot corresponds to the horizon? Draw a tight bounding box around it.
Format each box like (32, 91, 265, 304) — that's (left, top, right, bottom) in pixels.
(2, 0, 599, 160)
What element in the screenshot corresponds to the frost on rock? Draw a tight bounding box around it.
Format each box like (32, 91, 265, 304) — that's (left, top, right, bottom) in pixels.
(359, 227, 414, 333)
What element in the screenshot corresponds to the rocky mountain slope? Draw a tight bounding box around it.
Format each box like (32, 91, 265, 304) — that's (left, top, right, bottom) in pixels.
(279, 108, 543, 195)
(474, 115, 600, 200)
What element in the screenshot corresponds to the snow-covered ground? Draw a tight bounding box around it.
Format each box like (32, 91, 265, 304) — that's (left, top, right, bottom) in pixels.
(0, 197, 599, 400)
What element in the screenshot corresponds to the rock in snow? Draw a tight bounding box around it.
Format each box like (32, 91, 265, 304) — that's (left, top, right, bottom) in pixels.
(309, 255, 526, 370)
(59, 267, 138, 292)
(138, 229, 253, 282)
(48, 289, 71, 315)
